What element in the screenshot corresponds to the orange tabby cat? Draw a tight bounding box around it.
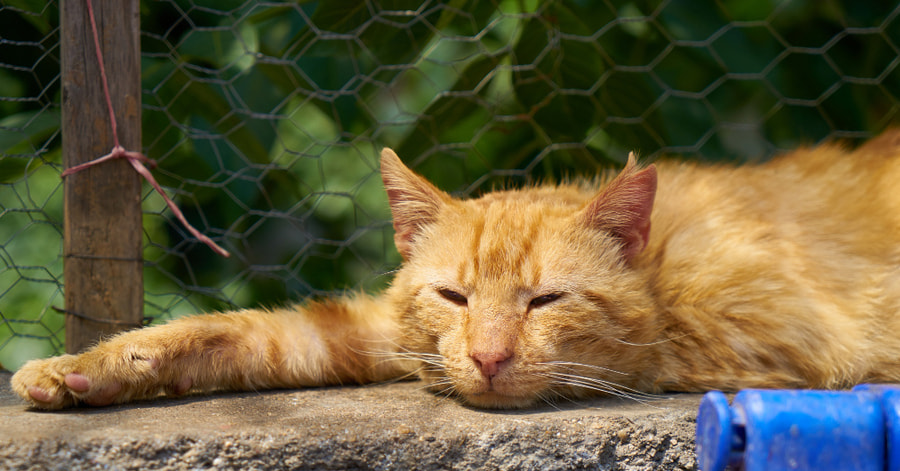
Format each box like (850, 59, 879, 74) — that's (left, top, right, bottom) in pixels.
(11, 131, 900, 409)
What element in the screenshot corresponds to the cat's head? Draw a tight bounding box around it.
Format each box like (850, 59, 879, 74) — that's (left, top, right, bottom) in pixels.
(381, 149, 661, 408)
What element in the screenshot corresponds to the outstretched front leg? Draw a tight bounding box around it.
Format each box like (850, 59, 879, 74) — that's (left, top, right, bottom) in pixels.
(11, 295, 412, 409)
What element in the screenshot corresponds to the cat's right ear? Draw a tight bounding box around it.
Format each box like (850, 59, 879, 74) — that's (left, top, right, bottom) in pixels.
(380, 149, 452, 260)
(578, 152, 657, 263)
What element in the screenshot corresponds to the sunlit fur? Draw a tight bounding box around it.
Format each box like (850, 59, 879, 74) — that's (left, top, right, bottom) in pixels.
(382, 133, 900, 408)
(12, 131, 900, 410)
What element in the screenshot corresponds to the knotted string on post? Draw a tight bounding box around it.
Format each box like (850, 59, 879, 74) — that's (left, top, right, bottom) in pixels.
(63, 0, 231, 258)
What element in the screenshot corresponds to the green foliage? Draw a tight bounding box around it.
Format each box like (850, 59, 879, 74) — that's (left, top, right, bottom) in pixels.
(1, 0, 899, 368)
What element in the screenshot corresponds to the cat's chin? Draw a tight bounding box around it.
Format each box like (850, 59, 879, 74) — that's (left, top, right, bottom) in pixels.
(460, 390, 540, 409)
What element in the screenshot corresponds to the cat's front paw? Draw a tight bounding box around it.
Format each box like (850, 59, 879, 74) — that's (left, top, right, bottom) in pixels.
(11, 355, 124, 410)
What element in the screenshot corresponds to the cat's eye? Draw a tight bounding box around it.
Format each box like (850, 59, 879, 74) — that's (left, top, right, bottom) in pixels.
(529, 293, 562, 308)
(438, 288, 468, 306)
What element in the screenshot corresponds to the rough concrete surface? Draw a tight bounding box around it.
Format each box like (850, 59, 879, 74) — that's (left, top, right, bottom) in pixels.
(0, 370, 701, 470)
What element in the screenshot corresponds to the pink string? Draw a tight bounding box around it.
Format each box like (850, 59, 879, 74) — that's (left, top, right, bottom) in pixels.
(63, 0, 230, 258)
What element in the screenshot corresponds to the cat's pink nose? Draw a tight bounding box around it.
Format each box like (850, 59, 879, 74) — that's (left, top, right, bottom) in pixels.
(471, 351, 511, 379)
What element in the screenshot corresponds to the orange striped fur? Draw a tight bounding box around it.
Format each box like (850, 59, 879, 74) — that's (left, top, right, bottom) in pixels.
(12, 131, 900, 409)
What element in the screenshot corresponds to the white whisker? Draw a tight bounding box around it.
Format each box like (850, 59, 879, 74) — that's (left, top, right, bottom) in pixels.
(614, 333, 690, 347)
(550, 372, 657, 398)
(422, 380, 453, 392)
(536, 360, 629, 376)
(428, 381, 457, 399)
(351, 341, 447, 369)
(539, 371, 663, 407)
(536, 391, 564, 412)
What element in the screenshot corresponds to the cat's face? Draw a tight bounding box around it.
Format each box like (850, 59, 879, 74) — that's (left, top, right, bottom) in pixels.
(382, 150, 661, 408)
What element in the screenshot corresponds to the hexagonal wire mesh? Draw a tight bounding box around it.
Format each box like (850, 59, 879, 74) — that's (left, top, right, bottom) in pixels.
(1, 1, 64, 370)
(1, 0, 899, 370)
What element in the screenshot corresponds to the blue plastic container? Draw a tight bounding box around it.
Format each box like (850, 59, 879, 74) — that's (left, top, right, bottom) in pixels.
(696, 384, 900, 471)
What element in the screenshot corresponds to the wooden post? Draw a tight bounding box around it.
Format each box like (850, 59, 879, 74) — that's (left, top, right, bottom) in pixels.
(61, 0, 143, 353)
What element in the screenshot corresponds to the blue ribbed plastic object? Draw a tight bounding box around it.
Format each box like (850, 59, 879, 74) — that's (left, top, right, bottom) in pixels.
(695, 384, 900, 471)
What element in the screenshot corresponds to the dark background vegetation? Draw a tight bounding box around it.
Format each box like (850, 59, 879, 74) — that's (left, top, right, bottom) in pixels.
(2, 0, 899, 369)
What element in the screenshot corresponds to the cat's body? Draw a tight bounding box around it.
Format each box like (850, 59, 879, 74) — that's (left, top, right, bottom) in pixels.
(12, 131, 900, 410)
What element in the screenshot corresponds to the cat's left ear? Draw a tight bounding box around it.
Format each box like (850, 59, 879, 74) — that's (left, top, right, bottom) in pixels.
(578, 152, 657, 262)
(380, 148, 452, 260)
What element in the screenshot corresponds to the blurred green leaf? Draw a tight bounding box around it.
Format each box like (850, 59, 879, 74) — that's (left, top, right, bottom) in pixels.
(513, 3, 602, 141)
(1, 0, 57, 34)
(396, 54, 503, 163)
(0, 109, 59, 153)
(150, 68, 270, 167)
(434, 0, 499, 35)
(0, 110, 60, 183)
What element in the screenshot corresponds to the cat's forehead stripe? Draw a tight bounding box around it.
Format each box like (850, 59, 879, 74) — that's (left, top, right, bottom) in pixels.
(463, 199, 545, 286)
(463, 208, 485, 282)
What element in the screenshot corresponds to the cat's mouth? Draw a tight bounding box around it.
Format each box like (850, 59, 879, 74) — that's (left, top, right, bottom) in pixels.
(456, 374, 548, 408)
(419, 357, 551, 408)
(462, 389, 540, 409)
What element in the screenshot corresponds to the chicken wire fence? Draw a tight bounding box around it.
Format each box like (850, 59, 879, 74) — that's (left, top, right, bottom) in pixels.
(2, 0, 899, 370)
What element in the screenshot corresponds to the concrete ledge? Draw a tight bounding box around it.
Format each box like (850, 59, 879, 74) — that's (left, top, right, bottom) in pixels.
(0, 371, 700, 470)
